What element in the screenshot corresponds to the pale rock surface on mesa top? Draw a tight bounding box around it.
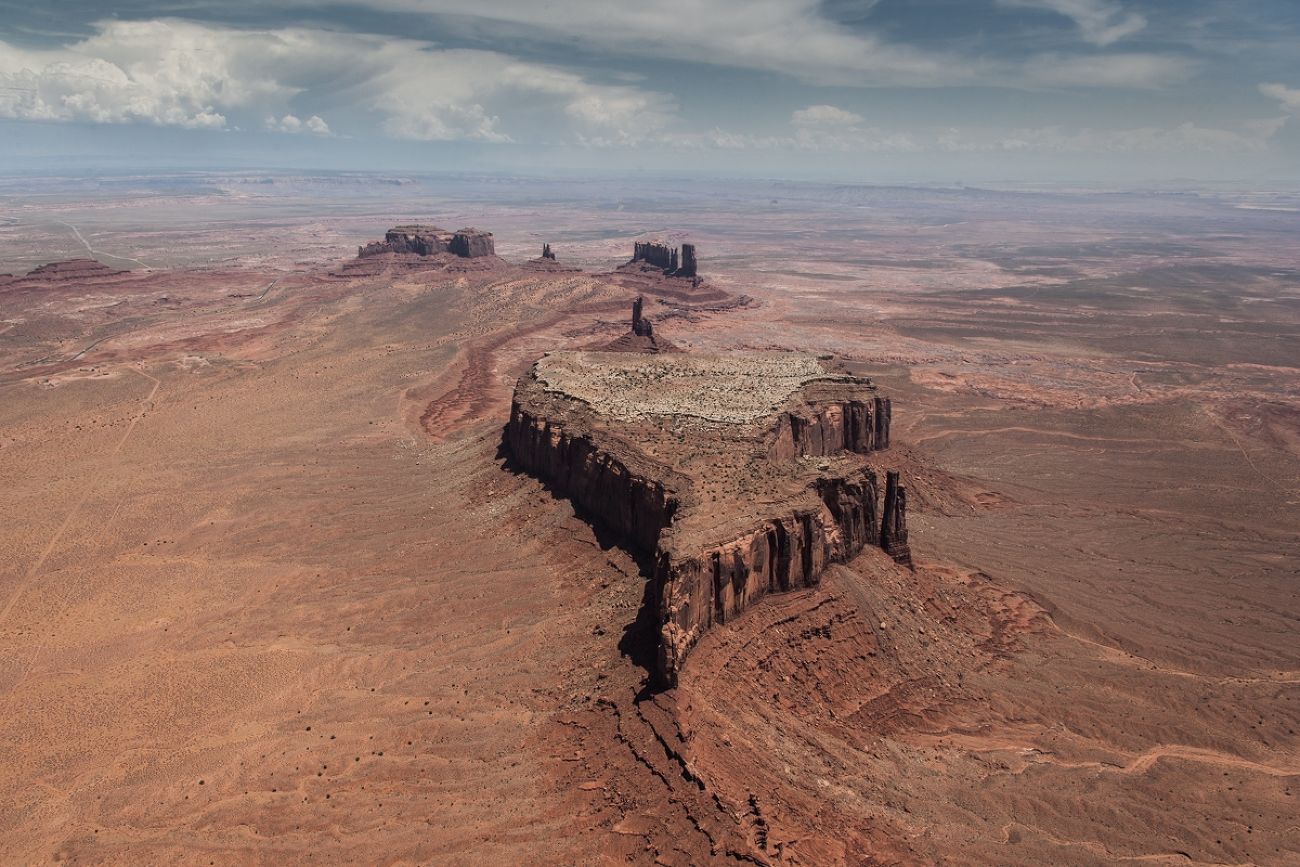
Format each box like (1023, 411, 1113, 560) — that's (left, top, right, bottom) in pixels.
(533, 351, 853, 424)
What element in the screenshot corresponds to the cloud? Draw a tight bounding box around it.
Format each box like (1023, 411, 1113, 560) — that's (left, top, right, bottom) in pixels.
(0, 20, 248, 129)
(941, 122, 1280, 154)
(277, 0, 1183, 90)
(654, 124, 917, 154)
(266, 113, 331, 135)
(791, 105, 865, 127)
(294, 0, 969, 87)
(0, 20, 676, 145)
(1023, 52, 1195, 88)
(674, 119, 1275, 156)
(1260, 82, 1300, 114)
(998, 0, 1146, 46)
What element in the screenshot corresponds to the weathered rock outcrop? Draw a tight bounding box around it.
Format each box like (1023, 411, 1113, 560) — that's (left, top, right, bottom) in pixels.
(600, 297, 680, 353)
(608, 239, 740, 307)
(677, 243, 698, 279)
(359, 225, 450, 257)
(525, 243, 580, 273)
(630, 240, 698, 279)
(633, 241, 676, 272)
(655, 470, 880, 679)
(357, 225, 494, 259)
(449, 228, 495, 258)
(767, 395, 891, 460)
(506, 401, 683, 555)
(632, 296, 652, 337)
(881, 470, 912, 566)
(505, 351, 911, 686)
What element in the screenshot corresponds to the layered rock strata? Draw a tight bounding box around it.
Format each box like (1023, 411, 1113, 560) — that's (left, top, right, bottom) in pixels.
(505, 351, 911, 685)
(14, 259, 128, 283)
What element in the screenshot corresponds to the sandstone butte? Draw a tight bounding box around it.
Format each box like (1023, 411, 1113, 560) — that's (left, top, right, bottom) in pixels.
(505, 349, 911, 686)
(331, 224, 501, 278)
(358, 224, 496, 259)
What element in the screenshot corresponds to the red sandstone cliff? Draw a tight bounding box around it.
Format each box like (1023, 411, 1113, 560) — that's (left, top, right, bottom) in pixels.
(767, 395, 891, 459)
(504, 362, 911, 686)
(506, 400, 683, 555)
(654, 471, 880, 683)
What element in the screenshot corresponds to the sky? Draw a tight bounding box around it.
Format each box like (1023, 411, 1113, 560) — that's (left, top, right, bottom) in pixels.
(0, 0, 1297, 183)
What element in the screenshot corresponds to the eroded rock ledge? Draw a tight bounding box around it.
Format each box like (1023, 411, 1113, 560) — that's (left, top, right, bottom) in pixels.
(505, 351, 912, 685)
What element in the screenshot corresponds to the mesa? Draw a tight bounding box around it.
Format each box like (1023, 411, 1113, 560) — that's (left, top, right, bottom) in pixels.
(506, 320, 911, 684)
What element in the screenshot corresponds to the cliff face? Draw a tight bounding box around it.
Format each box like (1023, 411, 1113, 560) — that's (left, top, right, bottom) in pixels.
(506, 401, 680, 555)
(767, 396, 891, 460)
(678, 243, 698, 279)
(881, 470, 912, 567)
(630, 240, 697, 279)
(655, 471, 879, 683)
(449, 229, 495, 258)
(359, 225, 450, 257)
(633, 241, 676, 271)
(358, 225, 495, 259)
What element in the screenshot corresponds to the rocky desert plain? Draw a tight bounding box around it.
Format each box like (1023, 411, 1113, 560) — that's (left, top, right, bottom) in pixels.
(1, 173, 1297, 866)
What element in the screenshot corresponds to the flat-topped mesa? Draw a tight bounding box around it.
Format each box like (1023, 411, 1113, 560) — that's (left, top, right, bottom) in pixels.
(630, 240, 698, 279)
(359, 225, 450, 257)
(17, 259, 128, 282)
(357, 225, 495, 259)
(504, 351, 910, 686)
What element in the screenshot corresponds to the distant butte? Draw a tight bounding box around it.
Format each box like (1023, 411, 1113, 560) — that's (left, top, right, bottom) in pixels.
(331, 224, 502, 278)
(14, 259, 127, 283)
(609, 239, 745, 309)
(526, 242, 580, 272)
(626, 240, 698, 279)
(506, 350, 909, 685)
(358, 224, 495, 259)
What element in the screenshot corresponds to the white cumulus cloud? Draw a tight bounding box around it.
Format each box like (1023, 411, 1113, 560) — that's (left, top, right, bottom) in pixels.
(266, 113, 331, 135)
(0, 19, 677, 144)
(998, 0, 1146, 46)
(791, 105, 865, 127)
(1259, 82, 1300, 114)
(1023, 52, 1194, 88)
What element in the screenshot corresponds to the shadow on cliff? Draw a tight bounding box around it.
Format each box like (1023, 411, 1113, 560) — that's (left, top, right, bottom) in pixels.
(496, 434, 665, 694)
